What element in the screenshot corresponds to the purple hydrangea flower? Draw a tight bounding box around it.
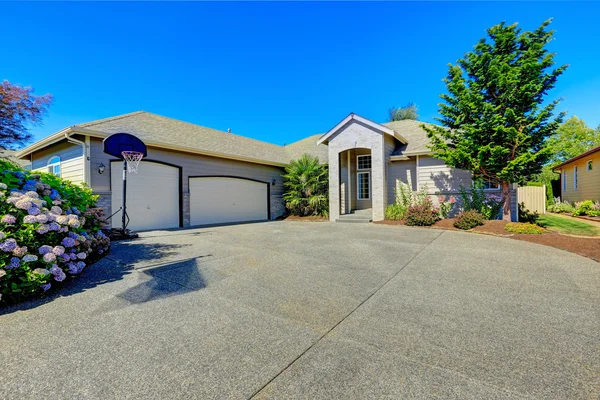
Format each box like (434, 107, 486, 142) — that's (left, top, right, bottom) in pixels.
(15, 198, 33, 210)
(7, 257, 20, 269)
(23, 215, 37, 224)
(43, 253, 57, 263)
(52, 267, 66, 282)
(68, 219, 80, 229)
(61, 237, 76, 248)
(25, 191, 39, 198)
(27, 207, 41, 216)
(50, 206, 62, 215)
(0, 239, 18, 252)
(52, 200, 61, 206)
(52, 246, 65, 256)
(77, 252, 87, 260)
(36, 214, 48, 223)
(1, 214, 16, 225)
(36, 224, 50, 234)
(22, 254, 38, 262)
(56, 215, 69, 225)
(48, 222, 60, 231)
(68, 232, 79, 239)
(0, 183, 7, 190)
(39, 245, 53, 255)
(49, 189, 60, 200)
(67, 263, 78, 274)
(13, 246, 28, 257)
(41, 283, 51, 292)
(76, 261, 86, 271)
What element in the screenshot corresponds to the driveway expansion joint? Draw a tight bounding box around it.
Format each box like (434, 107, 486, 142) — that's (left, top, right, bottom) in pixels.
(249, 230, 446, 399)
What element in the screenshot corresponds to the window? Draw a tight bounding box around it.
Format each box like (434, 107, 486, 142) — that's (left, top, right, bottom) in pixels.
(357, 172, 370, 200)
(482, 178, 500, 190)
(47, 156, 61, 177)
(357, 155, 371, 170)
(562, 170, 567, 191)
(587, 160, 593, 172)
(574, 166, 578, 190)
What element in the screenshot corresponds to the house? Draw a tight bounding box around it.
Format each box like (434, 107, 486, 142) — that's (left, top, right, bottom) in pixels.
(553, 145, 600, 203)
(15, 111, 517, 230)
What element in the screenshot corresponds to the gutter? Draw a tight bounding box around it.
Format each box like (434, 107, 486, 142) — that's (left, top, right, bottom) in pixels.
(64, 132, 90, 185)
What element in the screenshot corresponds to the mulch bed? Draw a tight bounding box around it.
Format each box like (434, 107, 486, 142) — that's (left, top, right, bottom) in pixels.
(376, 218, 600, 263)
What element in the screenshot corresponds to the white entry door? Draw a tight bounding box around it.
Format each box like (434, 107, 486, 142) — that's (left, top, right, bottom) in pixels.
(111, 161, 180, 231)
(189, 177, 268, 226)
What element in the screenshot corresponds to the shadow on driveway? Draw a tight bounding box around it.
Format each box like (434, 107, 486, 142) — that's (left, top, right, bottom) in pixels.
(1, 242, 211, 315)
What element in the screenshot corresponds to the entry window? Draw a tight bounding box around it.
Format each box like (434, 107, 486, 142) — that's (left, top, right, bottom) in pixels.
(562, 170, 567, 191)
(47, 156, 61, 177)
(587, 160, 593, 171)
(574, 166, 578, 190)
(357, 172, 370, 200)
(357, 155, 371, 170)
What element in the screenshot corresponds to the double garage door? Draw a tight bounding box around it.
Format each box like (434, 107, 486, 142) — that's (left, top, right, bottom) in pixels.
(111, 161, 269, 231)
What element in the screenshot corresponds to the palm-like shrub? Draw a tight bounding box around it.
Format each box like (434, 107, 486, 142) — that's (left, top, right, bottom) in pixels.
(283, 154, 328, 217)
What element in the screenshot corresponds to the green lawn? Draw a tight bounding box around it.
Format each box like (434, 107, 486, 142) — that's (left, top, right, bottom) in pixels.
(537, 214, 600, 236)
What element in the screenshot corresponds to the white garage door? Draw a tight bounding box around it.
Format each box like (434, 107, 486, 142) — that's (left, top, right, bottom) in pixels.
(190, 177, 268, 226)
(111, 161, 180, 231)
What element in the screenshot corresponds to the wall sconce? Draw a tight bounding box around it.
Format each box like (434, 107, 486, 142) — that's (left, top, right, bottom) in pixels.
(98, 163, 105, 174)
(272, 179, 276, 186)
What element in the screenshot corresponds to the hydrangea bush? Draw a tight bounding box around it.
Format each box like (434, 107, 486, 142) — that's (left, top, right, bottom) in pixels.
(0, 162, 109, 303)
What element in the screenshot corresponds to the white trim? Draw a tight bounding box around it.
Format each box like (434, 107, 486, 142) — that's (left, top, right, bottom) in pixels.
(401, 150, 432, 156)
(574, 165, 578, 190)
(356, 154, 372, 170)
(415, 154, 420, 189)
(357, 171, 370, 200)
(84, 135, 91, 185)
(317, 113, 407, 145)
(586, 159, 593, 172)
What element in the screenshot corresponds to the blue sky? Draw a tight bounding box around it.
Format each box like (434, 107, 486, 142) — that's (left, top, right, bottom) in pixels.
(4, 2, 600, 147)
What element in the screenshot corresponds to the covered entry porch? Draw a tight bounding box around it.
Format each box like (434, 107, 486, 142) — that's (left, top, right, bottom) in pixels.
(338, 148, 373, 220)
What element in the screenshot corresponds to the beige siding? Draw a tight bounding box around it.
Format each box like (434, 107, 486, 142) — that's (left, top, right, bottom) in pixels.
(560, 152, 600, 203)
(89, 138, 285, 194)
(30, 138, 85, 184)
(418, 155, 473, 194)
(388, 158, 417, 204)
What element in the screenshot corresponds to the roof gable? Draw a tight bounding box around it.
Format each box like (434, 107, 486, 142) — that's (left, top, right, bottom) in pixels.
(317, 113, 407, 145)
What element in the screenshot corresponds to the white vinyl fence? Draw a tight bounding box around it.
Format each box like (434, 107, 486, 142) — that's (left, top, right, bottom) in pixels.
(517, 185, 546, 214)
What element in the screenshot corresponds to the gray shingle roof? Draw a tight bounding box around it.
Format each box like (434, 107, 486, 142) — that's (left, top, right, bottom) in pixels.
(77, 111, 327, 166)
(284, 134, 328, 163)
(383, 120, 434, 155)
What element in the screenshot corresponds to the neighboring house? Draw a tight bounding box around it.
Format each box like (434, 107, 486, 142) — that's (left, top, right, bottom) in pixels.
(15, 111, 516, 231)
(553, 145, 600, 203)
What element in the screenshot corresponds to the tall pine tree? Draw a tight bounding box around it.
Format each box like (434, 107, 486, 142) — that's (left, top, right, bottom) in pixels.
(423, 20, 567, 220)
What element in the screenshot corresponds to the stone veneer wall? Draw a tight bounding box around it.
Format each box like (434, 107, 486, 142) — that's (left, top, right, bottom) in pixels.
(270, 194, 286, 220)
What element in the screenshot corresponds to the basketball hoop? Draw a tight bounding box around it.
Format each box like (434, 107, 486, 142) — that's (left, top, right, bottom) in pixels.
(122, 151, 143, 174)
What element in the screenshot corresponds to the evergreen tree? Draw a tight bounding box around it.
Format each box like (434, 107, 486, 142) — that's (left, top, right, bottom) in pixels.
(422, 20, 567, 220)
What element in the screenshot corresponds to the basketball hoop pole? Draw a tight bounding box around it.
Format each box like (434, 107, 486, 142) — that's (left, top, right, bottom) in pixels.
(121, 160, 128, 232)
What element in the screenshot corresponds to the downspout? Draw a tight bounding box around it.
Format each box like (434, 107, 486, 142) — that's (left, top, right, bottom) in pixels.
(64, 132, 89, 185)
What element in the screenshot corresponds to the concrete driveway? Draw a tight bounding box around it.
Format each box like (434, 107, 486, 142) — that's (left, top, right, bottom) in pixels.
(1, 222, 599, 399)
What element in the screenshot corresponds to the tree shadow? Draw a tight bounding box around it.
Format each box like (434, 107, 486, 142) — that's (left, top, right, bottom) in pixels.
(0, 242, 209, 316)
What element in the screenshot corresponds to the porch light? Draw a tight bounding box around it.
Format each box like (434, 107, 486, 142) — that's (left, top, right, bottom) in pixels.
(98, 163, 105, 174)
(272, 179, 276, 186)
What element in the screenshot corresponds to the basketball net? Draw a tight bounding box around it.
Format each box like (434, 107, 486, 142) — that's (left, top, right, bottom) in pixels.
(122, 151, 143, 174)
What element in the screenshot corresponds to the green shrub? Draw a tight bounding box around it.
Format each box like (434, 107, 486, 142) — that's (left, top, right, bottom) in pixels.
(505, 222, 545, 234)
(573, 200, 596, 217)
(548, 201, 574, 214)
(405, 199, 440, 226)
(0, 169, 109, 304)
(437, 195, 457, 219)
(518, 202, 539, 224)
(283, 154, 328, 217)
(453, 210, 484, 230)
(385, 204, 407, 220)
(458, 184, 502, 220)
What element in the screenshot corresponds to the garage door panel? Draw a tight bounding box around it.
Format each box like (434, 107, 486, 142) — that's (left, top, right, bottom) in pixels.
(190, 177, 268, 226)
(111, 161, 180, 231)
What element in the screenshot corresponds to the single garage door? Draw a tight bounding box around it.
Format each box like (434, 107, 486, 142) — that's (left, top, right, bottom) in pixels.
(189, 177, 268, 226)
(111, 161, 180, 231)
